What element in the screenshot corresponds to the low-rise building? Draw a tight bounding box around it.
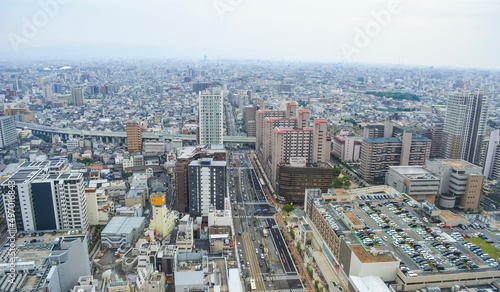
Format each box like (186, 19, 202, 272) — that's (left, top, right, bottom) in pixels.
(386, 166, 440, 204)
(136, 263, 166, 292)
(101, 216, 146, 248)
(125, 188, 146, 208)
(174, 253, 228, 292)
(116, 204, 143, 217)
(176, 215, 194, 253)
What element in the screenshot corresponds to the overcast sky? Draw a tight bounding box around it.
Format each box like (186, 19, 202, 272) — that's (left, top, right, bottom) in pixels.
(0, 0, 499, 69)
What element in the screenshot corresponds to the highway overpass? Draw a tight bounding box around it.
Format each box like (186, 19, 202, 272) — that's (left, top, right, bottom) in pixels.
(16, 122, 255, 144)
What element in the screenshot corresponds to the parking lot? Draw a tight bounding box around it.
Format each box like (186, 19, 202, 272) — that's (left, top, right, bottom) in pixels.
(329, 193, 500, 278)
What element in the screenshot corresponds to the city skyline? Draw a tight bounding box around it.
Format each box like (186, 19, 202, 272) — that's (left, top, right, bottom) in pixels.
(0, 0, 498, 69)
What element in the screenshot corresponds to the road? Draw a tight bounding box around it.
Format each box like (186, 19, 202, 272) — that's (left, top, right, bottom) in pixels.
(266, 218, 295, 274)
(243, 232, 266, 291)
(275, 214, 315, 292)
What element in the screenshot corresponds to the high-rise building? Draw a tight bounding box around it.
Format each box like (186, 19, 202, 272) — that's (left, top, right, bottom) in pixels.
(71, 88, 84, 106)
(42, 86, 53, 100)
(426, 159, 484, 210)
(255, 103, 333, 203)
(192, 82, 212, 93)
(12, 79, 23, 92)
(362, 123, 386, 139)
(313, 119, 329, 163)
(126, 121, 142, 154)
(262, 117, 298, 166)
(484, 130, 500, 180)
(188, 158, 227, 217)
(90, 85, 100, 95)
(237, 90, 250, 109)
(243, 104, 258, 136)
(1, 159, 88, 231)
(0, 116, 17, 149)
(269, 119, 331, 189)
(199, 89, 223, 147)
(174, 146, 226, 213)
(418, 125, 445, 159)
(52, 83, 62, 94)
(359, 131, 432, 183)
(443, 91, 488, 165)
(256, 109, 287, 160)
(332, 135, 361, 162)
(256, 102, 303, 163)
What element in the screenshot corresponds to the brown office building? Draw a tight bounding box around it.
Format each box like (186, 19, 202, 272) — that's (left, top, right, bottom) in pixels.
(276, 162, 334, 204)
(126, 121, 142, 154)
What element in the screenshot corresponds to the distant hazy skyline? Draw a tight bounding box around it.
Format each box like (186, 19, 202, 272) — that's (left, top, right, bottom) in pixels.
(0, 0, 499, 69)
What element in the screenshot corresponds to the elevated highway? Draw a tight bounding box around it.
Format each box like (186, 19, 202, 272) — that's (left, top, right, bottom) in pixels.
(16, 122, 255, 144)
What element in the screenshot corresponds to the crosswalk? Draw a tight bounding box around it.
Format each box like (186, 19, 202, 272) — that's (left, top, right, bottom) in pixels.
(234, 215, 275, 219)
(271, 274, 300, 281)
(265, 289, 305, 292)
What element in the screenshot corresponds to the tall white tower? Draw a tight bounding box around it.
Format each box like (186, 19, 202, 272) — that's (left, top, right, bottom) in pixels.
(199, 88, 224, 147)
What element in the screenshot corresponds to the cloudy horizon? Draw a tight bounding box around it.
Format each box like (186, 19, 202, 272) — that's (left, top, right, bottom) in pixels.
(0, 0, 499, 70)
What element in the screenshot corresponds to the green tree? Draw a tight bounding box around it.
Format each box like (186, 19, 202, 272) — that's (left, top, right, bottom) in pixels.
(332, 166, 341, 177)
(76, 158, 93, 166)
(342, 176, 351, 188)
(307, 264, 314, 279)
(283, 205, 294, 213)
(333, 177, 344, 188)
(122, 171, 133, 180)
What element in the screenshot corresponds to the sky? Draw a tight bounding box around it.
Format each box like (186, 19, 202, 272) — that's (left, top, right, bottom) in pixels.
(0, 0, 499, 69)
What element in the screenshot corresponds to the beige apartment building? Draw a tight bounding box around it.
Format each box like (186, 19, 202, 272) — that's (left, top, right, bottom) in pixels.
(360, 131, 431, 183)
